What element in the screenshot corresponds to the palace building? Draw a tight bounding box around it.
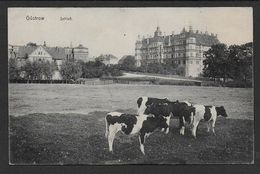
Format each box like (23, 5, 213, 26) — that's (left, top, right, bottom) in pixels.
(135, 26, 220, 77)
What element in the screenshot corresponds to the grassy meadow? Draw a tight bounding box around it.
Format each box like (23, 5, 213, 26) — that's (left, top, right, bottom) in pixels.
(9, 84, 254, 164)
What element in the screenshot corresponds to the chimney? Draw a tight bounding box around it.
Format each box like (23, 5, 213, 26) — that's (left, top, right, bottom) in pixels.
(189, 25, 193, 33)
(43, 41, 46, 47)
(138, 34, 141, 40)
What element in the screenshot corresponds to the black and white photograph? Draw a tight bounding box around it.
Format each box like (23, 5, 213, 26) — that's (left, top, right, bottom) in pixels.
(8, 7, 253, 165)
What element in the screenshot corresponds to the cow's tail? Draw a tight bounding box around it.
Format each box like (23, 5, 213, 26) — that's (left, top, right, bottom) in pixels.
(137, 97, 143, 115)
(105, 115, 109, 138)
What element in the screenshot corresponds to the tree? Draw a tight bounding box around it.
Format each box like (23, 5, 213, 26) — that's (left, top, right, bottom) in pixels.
(228, 43, 252, 84)
(60, 59, 82, 81)
(119, 55, 136, 71)
(41, 61, 57, 80)
(81, 60, 105, 78)
(147, 62, 164, 74)
(22, 60, 42, 80)
(203, 43, 229, 82)
(26, 42, 37, 47)
(176, 66, 185, 76)
(203, 42, 253, 87)
(8, 58, 21, 80)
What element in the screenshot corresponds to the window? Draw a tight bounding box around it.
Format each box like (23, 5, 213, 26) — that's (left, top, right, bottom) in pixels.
(196, 60, 200, 64)
(183, 60, 186, 64)
(190, 60, 193, 64)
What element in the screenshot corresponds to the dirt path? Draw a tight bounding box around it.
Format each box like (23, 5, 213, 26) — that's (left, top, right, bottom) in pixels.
(122, 72, 202, 82)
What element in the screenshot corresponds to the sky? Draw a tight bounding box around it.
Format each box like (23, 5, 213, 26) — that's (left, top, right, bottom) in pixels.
(8, 7, 253, 59)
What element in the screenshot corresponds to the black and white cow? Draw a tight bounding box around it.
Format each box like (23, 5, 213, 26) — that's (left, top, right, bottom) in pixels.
(105, 112, 170, 155)
(191, 105, 228, 138)
(144, 100, 195, 135)
(137, 97, 170, 115)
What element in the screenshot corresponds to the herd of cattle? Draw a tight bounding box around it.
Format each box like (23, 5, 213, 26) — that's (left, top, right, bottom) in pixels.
(105, 97, 228, 155)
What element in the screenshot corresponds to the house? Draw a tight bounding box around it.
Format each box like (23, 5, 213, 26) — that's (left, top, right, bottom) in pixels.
(95, 54, 118, 65)
(8, 42, 89, 68)
(73, 44, 89, 62)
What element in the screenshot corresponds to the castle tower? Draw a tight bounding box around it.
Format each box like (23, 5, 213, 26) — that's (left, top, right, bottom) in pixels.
(135, 35, 142, 67)
(154, 26, 162, 37)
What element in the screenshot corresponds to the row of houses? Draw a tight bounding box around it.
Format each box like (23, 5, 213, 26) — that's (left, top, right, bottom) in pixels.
(8, 42, 119, 68)
(135, 26, 220, 77)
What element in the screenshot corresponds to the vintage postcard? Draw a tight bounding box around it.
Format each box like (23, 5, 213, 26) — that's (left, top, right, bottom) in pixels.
(8, 7, 253, 165)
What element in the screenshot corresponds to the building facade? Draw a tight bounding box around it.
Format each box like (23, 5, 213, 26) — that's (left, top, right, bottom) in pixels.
(73, 44, 89, 62)
(8, 42, 89, 68)
(135, 26, 220, 77)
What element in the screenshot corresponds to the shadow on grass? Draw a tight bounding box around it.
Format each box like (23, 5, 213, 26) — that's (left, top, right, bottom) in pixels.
(9, 111, 253, 165)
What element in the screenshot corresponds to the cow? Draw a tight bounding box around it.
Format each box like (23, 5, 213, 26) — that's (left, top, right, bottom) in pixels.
(190, 105, 228, 138)
(137, 97, 170, 115)
(105, 112, 170, 155)
(144, 100, 195, 135)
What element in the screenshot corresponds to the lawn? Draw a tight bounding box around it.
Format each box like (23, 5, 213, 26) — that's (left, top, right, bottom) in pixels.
(8, 84, 254, 164)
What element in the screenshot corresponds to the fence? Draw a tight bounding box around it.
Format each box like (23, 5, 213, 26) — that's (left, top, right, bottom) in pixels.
(9, 78, 202, 86)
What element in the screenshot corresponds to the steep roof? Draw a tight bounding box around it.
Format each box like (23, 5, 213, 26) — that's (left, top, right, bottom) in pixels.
(44, 46, 67, 60)
(140, 31, 219, 48)
(17, 46, 37, 58)
(74, 44, 88, 49)
(141, 36, 164, 48)
(188, 32, 219, 46)
(16, 45, 68, 60)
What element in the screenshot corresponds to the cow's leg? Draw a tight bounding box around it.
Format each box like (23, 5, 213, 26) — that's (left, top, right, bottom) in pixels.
(165, 116, 171, 134)
(206, 121, 211, 133)
(211, 119, 216, 135)
(139, 133, 146, 155)
(191, 119, 200, 138)
(179, 117, 185, 135)
(108, 125, 118, 153)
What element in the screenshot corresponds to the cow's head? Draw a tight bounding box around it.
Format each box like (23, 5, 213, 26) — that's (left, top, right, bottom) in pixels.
(157, 115, 170, 133)
(184, 106, 196, 125)
(144, 102, 170, 116)
(216, 106, 228, 117)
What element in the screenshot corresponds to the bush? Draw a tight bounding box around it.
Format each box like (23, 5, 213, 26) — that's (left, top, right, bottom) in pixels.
(21, 60, 56, 80)
(81, 61, 122, 78)
(225, 80, 253, 88)
(8, 58, 21, 80)
(176, 66, 185, 76)
(60, 59, 82, 80)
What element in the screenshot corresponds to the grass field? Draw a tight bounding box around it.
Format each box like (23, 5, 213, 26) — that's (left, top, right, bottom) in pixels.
(9, 84, 254, 164)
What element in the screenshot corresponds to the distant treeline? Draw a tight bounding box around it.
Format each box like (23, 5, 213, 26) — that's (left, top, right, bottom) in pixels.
(8, 58, 123, 81)
(8, 42, 253, 88)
